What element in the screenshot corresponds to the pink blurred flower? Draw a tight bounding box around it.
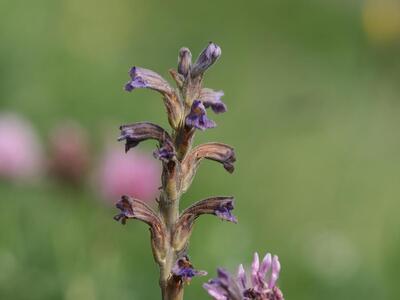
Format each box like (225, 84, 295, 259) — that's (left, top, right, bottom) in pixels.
(0, 113, 43, 181)
(98, 146, 161, 203)
(48, 121, 90, 185)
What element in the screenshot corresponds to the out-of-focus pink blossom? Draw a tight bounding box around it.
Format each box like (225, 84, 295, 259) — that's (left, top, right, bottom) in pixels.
(98, 146, 161, 203)
(48, 121, 90, 185)
(0, 113, 43, 181)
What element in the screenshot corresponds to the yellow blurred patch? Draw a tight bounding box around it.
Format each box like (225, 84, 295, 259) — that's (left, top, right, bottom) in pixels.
(362, 0, 400, 44)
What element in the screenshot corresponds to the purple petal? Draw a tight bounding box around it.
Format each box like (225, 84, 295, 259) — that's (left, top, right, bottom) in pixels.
(124, 66, 173, 95)
(185, 100, 216, 131)
(172, 257, 207, 283)
(214, 200, 237, 223)
(251, 252, 260, 287)
(118, 122, 175, 161)
(237, 264, 247, 290)
(268, 255, 281, 289)
(203, 283, 228, 300)
(204, 268, 243, 300)
(258, 253, 272, 279)
(113, 195, 135, 224)
(200, 89, 227, 114)
(153, 147, 175, 162)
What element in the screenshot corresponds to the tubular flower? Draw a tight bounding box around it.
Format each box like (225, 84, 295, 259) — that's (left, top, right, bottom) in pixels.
(124, 67, 182, 129)
(172, 197, 236, 253)
(118, 122, 176, 161)
(125, 67, 173, 95)
(204, 253, 284, 300)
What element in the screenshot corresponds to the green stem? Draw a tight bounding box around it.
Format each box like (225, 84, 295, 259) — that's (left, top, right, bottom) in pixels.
(158, 188, 183, 299)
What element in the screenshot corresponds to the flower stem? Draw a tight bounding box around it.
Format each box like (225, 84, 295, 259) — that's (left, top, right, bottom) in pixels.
(158, 178, 183, 299)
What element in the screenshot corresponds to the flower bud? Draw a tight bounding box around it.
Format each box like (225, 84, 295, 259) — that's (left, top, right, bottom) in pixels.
(191, 42, 221, 77)
(177, 47, 192, 77)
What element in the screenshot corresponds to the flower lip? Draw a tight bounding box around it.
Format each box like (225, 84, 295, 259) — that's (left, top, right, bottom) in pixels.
(172, 256, 207, 283)
(113, 195, 135, 224)
(200, 88, 227, 114)
(124, 67, 148, 91)
(185, 100, 216, 131)
(214, 199, 237, 223)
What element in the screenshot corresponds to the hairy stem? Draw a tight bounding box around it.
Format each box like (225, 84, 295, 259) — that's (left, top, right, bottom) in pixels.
(158, 167, 183, 299)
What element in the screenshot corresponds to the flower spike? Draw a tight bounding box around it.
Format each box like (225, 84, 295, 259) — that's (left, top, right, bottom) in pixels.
(115, 43, 246, 299)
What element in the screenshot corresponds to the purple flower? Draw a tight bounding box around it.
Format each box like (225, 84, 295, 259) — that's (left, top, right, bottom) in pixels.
(114, 195, 135, 224)
(172, 256, 207, 283)
(118, 122, 175, 161)
(191, 42, 222, 77)
(203, 252, 284, 300)
(200, 88, 227, 114)
(203, 268, 242, 300)
(124, 67, 182, 129)
(153, 146, 175, 162)
(185, 100, 216, 131)
(214, 200, 237, 223)
(124, 67, 174, 96)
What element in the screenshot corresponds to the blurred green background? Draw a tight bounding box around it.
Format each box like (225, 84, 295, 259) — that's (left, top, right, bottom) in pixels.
(1, 0, 400, 299)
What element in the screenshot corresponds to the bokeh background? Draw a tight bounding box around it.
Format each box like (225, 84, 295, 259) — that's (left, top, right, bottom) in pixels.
(1, 0, 400, 299)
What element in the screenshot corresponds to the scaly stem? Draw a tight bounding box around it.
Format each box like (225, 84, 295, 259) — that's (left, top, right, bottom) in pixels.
(158, 161, 183, 299)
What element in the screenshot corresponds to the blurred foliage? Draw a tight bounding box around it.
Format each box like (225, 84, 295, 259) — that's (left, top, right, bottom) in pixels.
(1, 0, 400, 299)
